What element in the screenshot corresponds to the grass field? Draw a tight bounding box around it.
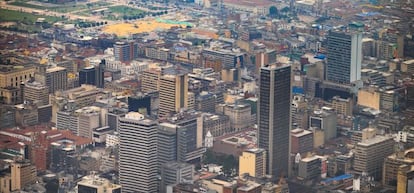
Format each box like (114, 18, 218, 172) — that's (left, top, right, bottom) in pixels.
(9, 1, 112, 13)
(108, 5, 145, 16)
(0, 8, 63, 23)
(0, 8, 64, 32)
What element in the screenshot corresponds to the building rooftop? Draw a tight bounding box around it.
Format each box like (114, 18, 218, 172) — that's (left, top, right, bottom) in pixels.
(358, 135, 392, 147)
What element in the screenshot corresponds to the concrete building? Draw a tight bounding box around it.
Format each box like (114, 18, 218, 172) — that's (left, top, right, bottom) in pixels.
(201, 113, 231, 137)
(383, 148, 414, 186)
(330, 96, 353, 117)
(11, 161, 36, 191)
(35, 66, 68, 94)
(76, 107, 101, 139)
(114, 41, 138, 62)
(202, 48, 244, 69)
(0, 64, 35, 104)
(158, 112, 205, 165)
(298, 156, 321, 180)
(50, 84, 101, 123)
(326, 30, 362, 84)
(0, 107, 15, 129)
(397, 165, 414, 193)
(22, 81, 49, 106)
(236, 181, 262, 193)
(141, 67, 162, 93)
(255, 49, 276, 72)
(258, 64, 291, 178)
(291, 128, 313, 155)
(291, 95, 309, 129)
(309, 108, 337, 142)
(118, 112, 158, 193)
(354, 132, 394, 180)
(77, 175, 121, 193)
(160, 161, 194, 193)
(159, 71, 188, 118)
(239, 148, 266, 178)
(220, 103, 253, 132)
(196, 91, 216, 113)
(14, 103, 38, 127)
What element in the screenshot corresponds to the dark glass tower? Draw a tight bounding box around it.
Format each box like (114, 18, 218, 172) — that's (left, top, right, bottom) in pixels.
(79, 66, 96, 86)
(258, 64, 291, 179)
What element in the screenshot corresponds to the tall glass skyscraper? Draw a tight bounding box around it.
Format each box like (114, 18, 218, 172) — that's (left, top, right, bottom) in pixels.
(326, 30, 363, 84)
(258, 64, 291, 179)
(118, 112, 158, 193)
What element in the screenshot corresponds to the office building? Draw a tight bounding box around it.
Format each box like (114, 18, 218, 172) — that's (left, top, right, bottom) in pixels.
(158, 112, 205, 164)
(326, 30, 362, 84)
(14, 103, 39, 127)
(35, 66, 68, 94)
(298, 156, 322, 180)
(119, 112, 158, 193)
(329, 96, 353, 117)
(0, 107, 15, 129)
(22, 81, 49, 106)
(57, 106, 101, 138)
(202, 49, 244, 69)
(160, 162, 194, 193)
(397, 165, 414, 193)
(291, 128, 313, 155)
(114, 41, 138, 62)
(106, 107, 128, 132)
(79, 59, 105, 88)
(383, 148, 414, 186)
(77, 175, 121, 193)
(354, 132, 394, 180)
(141, 67, 162, 93)
(258, 64, 291, 178)
(200, 113, 230, 137)
(159, 70, 188, 118)
(255, 49, 277, 72)
(239, 148, 266, 178)
(196, 91, 216, 113)
(50, 84, 101, 123)
(0, 63, 35, 104)
(291, 95, 309, 129)
(220, 103, 253, 132)
(309, 108, 337, 142)
(79, 66, 96, 86)
(128, 94, 151, 115)
(11, 161, 36, 191)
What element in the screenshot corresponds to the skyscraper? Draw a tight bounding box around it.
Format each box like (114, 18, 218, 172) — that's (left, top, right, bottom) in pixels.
(119, 112, 158, 192)
(258, 64, 291, 179)
(159, 70, 188, 118)
(326, 30, 363, 84)
(114, 41, 138, 63)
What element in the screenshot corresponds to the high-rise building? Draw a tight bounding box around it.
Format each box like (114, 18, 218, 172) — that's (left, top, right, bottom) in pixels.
(326, 30, 362, 84)
(141, 68, 162, 93)
(383, 148, 414, 186)
(79, 59, 105, 88)
(354, 132, 394, 180)
(79, 66, 96, 86)
(159, 71, 188, 118)
(22, 81, 49, 106)
(160, 162, 194, 193)
(239, 148, 266, 178)
(397, 165, 414, 193)
(35, 66, 68, 94)
(119, 112, 158, 193)
(11, 161, 36, 191)
(258, 64, 291, 178)
(158, 112, 205, 165)
(114, 41, 138, 63)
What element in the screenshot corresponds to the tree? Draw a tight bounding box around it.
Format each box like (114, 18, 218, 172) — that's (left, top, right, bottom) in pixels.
(269, 6, 278, 18)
